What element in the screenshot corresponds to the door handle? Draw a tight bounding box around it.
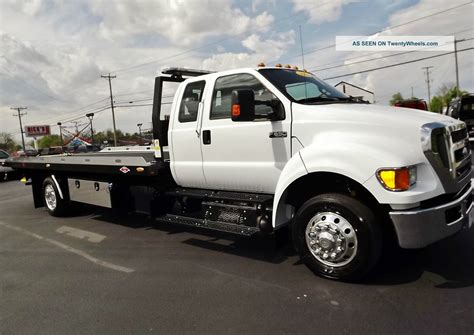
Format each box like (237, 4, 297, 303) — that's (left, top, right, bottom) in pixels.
(202, 130, 211, 145)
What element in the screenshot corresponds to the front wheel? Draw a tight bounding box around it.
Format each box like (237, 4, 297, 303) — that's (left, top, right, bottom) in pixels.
(292, 193, 382, 281)
(43, 177, 70, 217)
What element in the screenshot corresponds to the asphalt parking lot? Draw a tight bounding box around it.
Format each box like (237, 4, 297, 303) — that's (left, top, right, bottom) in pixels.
(0, 180, 473, 335)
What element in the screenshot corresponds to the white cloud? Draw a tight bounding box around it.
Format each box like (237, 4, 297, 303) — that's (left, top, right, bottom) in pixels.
(88, 0, 275, 46)
(203, 31, 295, 70)
(292, 0, 358, 24)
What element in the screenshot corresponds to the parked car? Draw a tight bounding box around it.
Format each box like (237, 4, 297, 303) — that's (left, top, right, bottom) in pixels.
(0, 150, 14, 181)
(12, 149, 38, 157)
(394, 99, 428, 111)
(38, 146, 64, 156)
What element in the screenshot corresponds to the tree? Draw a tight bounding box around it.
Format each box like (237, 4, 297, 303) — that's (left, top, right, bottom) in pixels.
(437, 83, 467, 105)
(37, 135, 62, 148)
(389, 92, 404, 106)
(0, 132, 19, 153)
(429, 96, 444, 113)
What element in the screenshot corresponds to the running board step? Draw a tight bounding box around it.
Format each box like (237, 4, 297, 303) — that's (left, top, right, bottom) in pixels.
(169, 188, 273, 203)
(155, 214, 260, 236)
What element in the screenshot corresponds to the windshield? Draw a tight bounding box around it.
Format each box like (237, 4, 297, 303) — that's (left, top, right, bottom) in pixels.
(459, 97, 474, 121)
(259, 68, 349, 103)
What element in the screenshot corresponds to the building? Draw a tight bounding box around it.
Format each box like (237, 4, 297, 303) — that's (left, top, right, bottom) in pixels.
(334, 81, 374, 103)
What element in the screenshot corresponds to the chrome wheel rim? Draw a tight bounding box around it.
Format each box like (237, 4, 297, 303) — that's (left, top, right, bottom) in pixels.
(44, 184, 57, 211)
(305, 211, 358, 267)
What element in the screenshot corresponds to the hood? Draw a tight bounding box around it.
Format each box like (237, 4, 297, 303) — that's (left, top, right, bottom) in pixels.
(291, 102, 464, 168)
(292, 102, 457, 130)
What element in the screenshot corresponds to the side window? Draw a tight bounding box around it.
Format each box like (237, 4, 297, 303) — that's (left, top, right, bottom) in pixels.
(179, 81, 206, 123)
(211, 74, 281, 120)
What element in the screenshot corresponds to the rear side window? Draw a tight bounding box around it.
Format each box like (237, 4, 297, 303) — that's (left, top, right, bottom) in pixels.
(179, 81, 206, 123)
(210, 73, 280, 120)
(0, 151, 8, 159)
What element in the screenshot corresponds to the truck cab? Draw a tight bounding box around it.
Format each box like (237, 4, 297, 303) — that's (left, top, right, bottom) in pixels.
(165, 66, 472, 278)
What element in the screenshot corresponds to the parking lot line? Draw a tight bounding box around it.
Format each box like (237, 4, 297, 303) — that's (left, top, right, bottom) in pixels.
(56, 225, 106, 243)
(0, 220, 134, 273)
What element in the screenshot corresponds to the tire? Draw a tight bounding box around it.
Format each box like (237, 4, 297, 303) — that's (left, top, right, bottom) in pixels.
(292, 193, 382, 281)
(1, 172, 5, 182)
(42, 177, 70, 217)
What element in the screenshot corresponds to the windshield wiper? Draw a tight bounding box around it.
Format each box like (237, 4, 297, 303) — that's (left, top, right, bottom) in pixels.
(296, 96, 340, 104)
(296, 95, 369, 105)
(335, 95, 369, 104)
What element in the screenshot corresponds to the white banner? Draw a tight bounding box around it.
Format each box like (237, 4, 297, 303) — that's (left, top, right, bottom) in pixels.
(336, 35, 454, 51)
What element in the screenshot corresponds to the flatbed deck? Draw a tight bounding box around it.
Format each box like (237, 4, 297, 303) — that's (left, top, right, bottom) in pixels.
(5, 150, 169, 178)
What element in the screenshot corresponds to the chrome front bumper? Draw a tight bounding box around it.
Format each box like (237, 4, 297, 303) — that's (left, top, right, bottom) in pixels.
(390, 184, 473, 248)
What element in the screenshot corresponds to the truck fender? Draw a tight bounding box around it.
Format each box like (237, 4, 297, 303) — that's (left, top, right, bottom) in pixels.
(272, 144, 384, 229)
(272, 152, 307, 229)
(51, 174, 65, 200)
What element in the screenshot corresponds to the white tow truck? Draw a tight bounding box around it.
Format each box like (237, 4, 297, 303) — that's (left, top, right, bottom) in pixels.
(5, 66, 473, 280)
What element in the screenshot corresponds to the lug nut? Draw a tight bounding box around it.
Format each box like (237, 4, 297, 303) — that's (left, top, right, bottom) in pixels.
(330, 253, 337, 259)
(322, 253, 329, 259)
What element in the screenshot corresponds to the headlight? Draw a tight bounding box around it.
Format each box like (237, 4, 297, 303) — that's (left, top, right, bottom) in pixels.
(376, 166, 417, 191)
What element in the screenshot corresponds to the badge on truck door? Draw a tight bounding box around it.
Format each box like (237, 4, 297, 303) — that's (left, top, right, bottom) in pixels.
(269, 131, 287, 138)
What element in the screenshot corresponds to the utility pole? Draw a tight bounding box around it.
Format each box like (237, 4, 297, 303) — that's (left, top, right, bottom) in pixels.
(57, 122, 63, 146)
(411, 86, 414, 98)
(137, 123, 143, 145)
(101, 73, 117, 146)
(86, 113, 95, 145)
(10, 107, 27, 151)
(422, 66, 433, 107)
(454, 38, 465, 97)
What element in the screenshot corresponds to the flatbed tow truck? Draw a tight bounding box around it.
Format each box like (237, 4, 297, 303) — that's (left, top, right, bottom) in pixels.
(5, 66, 473, 280)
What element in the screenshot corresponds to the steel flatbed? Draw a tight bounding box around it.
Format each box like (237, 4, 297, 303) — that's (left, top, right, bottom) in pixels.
(5, 147, 169, 178)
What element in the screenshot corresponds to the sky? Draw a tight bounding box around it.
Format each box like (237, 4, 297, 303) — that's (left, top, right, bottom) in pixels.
(0, 0, 473, 142)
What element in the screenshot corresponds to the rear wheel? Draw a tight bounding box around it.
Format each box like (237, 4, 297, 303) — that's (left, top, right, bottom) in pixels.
(43, 177, 69, 217)
(292, 193, 382, 281)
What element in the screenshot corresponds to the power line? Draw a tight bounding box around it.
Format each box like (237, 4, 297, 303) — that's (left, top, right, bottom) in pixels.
(311, 37, 474, 73)
(321, 47, 473, 80)
(108, 0, 336, 75)
(34, 97, 111, 126)
(307, 28, 473, 70)
(273, 1, 472, 64)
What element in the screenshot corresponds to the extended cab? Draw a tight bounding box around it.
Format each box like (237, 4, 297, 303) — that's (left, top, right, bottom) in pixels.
(5, 67, 473, 280)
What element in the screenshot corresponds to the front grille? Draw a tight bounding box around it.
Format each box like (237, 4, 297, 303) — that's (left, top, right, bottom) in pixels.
(457, 162, 471, 178)
(446, 125, 471, 179)
(423, 122, 472, 194)
(451, 128, 468, 143)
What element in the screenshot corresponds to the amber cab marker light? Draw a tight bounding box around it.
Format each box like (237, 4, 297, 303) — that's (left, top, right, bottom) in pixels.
(377, 166, 416, 191)
(257, 62, 265, 67)
(232, 104, 241, 117)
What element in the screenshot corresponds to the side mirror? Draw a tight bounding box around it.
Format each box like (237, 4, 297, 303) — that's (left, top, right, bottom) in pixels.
(231, 89, 255, 121)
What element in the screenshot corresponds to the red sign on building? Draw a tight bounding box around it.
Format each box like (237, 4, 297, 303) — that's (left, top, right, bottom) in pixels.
(25, 125, 51, 137)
